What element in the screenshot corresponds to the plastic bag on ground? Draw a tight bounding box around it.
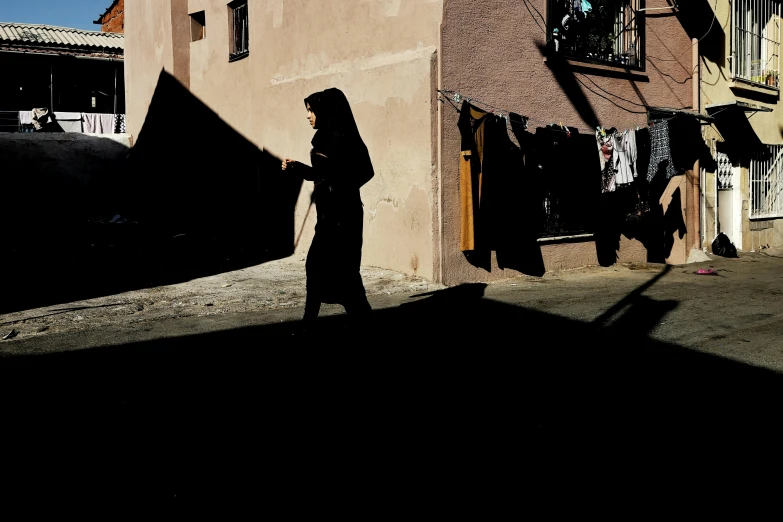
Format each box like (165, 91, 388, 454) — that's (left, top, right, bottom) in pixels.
(712, 232, 738, 258)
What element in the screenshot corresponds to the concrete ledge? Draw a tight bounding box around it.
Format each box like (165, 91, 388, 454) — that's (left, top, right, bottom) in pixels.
(729, 77, 780, 99)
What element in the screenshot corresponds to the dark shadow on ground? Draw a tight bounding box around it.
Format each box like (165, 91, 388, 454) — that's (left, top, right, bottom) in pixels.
(2, 70, 303, 315)
(2, 280, 782, 504)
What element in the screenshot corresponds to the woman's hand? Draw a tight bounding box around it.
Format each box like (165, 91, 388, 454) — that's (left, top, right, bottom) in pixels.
(282, 158, 298, 171)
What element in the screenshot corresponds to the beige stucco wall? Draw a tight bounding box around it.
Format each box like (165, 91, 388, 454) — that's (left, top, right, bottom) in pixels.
(700, 2, 783, 252)
(125, 0, 174, 139)
(126, 0, 444, 280)
(700, 2, 783, 146)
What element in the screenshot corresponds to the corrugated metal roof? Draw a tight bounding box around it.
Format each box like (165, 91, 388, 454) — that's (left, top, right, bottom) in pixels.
(0, 22, 123, 52)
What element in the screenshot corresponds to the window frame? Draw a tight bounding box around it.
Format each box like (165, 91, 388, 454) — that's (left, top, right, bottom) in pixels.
(228, 0, 249, 62)
(546, 0, 646, 72)
(190, 10, 206, 42)
(730, 0, 781, 88)
(750, 144, 783, 219)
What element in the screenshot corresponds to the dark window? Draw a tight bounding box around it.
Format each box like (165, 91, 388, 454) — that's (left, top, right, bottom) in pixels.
(547, 0, 644, 70)
(228, 0, 249, 62)
(190, 11, 206, 42)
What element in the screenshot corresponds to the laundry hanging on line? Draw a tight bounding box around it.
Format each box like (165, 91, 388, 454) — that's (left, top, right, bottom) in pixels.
(447, 91, 701, 261)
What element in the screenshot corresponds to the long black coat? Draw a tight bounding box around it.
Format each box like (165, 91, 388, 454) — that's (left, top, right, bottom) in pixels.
(298, 88, 374, 306)
(300, 148, 369, 305)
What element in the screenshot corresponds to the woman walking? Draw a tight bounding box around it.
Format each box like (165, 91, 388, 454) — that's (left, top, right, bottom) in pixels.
(282, 88, 374, 332)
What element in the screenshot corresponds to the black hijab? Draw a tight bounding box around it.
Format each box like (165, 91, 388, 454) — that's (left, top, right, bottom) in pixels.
(304, 88, 374, 187)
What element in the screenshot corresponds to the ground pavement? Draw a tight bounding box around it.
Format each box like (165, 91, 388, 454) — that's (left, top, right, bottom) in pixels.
(2, 248, 783, 504)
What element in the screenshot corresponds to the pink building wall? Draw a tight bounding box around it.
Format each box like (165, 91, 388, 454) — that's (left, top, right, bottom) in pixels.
(439, 0, 694, 284)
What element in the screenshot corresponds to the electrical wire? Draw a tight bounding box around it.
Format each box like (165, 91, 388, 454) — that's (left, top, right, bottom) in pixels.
(576, 73, 649, 107)
(437, 87, 683, 134)
(520, 0, 547, 35)
(572, 75, 649, 114)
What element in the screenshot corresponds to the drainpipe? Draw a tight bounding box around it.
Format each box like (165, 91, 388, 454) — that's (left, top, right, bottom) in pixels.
(114, 64, 118, 114)
(49, 65, 54, 111)
(691, 37, 701, 252)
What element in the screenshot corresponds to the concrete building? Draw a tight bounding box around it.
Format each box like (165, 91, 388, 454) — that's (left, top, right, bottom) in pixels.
(699, 0, 783, 254)
(124, 1, 707, 284)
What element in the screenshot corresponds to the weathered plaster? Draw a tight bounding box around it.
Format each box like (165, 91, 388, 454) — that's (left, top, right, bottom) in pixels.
(125, 0, 174, 139)
(127, 1, 444, 280)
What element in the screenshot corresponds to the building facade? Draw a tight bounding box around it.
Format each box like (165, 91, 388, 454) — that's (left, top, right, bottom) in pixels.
(124, 1, 711, 284)
(699, 0, 783, 253)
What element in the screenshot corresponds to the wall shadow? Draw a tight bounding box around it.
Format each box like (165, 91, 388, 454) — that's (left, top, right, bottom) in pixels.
(676, 0, 725, 69)
(2, 279, 782, 501)
(2, 70, 303, 315)
(538, 44, 602, 129)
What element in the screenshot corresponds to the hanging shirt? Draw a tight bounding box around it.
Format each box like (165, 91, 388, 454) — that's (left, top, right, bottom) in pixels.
(18, 111, 33, 125)
(613, 129, 637, 186)
(597, 130, 616, 193)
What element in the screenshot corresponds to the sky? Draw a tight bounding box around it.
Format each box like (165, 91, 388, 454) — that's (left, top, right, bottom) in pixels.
(0, 0, 114, 31)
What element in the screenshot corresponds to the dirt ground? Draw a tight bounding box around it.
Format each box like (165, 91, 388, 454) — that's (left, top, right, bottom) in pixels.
(0, 255, 441, 342)
(5, 245, 783, 349)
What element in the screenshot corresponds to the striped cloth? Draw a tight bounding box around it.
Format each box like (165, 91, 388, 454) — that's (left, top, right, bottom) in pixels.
(114, 114, 126, 134)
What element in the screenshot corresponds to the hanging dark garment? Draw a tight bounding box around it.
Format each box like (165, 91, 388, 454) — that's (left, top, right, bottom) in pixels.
(668, 114, 704, 175)
(300, 88, 374, 309)
(533, 126, 602, 237)
(499, 112, 545, 276)
(635, 127, 651, 182)
(457, 102, 512, 253)
(458, 102, 490, 252)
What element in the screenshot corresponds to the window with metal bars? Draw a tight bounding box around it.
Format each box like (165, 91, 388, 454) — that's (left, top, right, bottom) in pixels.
(228, 0, 249, 62)
(547, 0, 644, 70)
(732, 0, 781, 87)
(750, 144, 783, 219)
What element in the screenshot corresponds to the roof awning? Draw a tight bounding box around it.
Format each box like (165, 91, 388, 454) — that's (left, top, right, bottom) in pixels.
(705, 101, 767, 151)
(706, 100, 773, 114)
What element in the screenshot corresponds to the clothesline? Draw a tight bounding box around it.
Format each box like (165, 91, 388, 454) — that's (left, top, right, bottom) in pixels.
(445, 85, 691, 201)
(437, 88, 678, 136)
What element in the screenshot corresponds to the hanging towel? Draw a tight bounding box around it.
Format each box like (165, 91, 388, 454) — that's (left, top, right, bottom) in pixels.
(54, 112, 83, 132)
(82, 113, 115, 134)
(646, 120, 677, 182)
(18, 111, 33, 125)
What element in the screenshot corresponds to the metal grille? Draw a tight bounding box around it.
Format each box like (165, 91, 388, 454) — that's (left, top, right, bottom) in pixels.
(716, 152, 734, 189)
(230, 2, 249, 60)
(733, 0, 781, 86)
(548, 0, 642, 68)
(0, 111, 20, 133)
(750, 144, 783, 218)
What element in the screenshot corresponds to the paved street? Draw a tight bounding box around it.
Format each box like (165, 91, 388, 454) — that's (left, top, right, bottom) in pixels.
(3, 249, 783, 503)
